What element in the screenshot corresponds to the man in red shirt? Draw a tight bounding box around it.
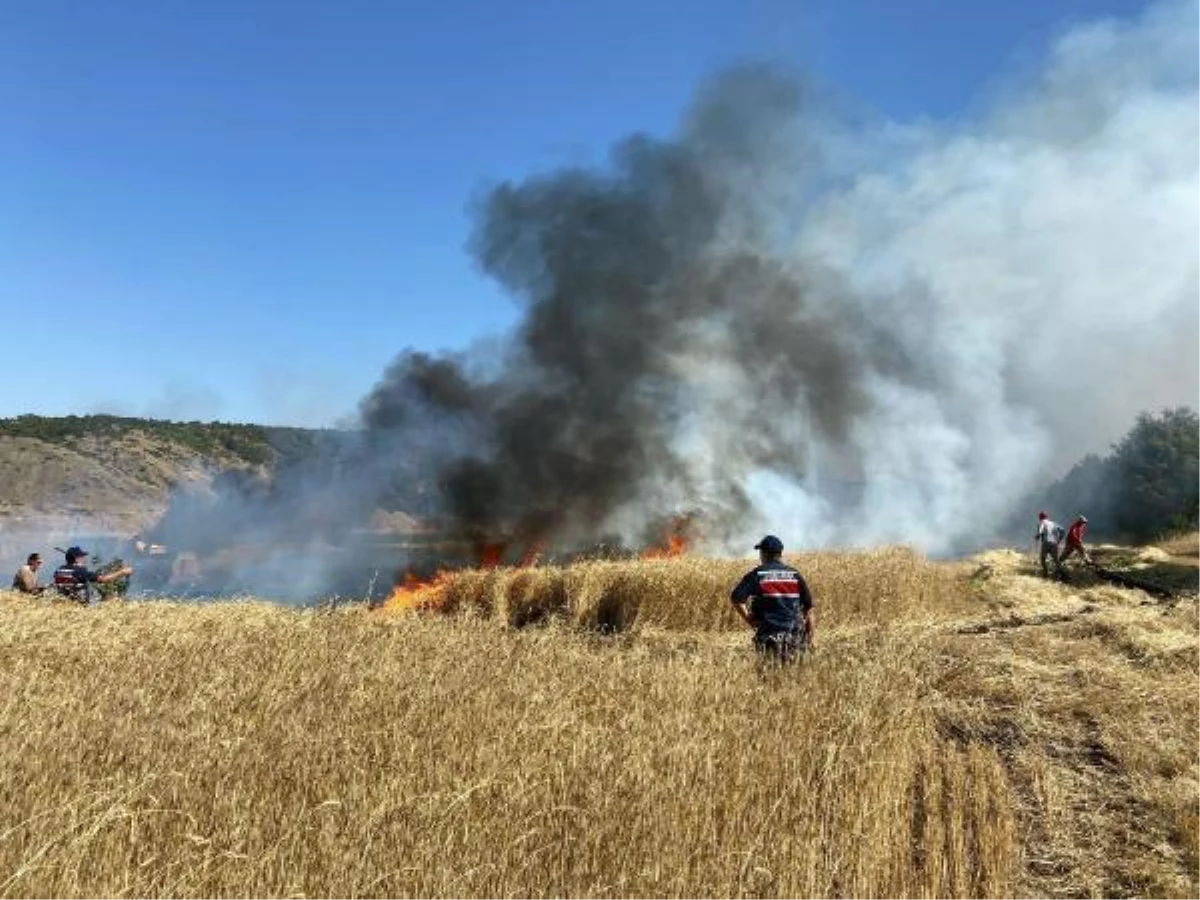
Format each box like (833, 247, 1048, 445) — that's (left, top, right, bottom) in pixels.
(1059, 515, 1093, 567)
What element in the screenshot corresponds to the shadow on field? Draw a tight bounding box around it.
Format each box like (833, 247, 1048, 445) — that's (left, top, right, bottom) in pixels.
(1068, 547, 1199, 599)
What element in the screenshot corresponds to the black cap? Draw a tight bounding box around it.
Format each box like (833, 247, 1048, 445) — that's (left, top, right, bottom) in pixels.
(65, 546, 88, 563)
(754, 535, 784, 554)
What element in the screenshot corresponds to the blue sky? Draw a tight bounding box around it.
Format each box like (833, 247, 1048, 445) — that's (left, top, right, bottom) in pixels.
(0, 0, 1158, 426)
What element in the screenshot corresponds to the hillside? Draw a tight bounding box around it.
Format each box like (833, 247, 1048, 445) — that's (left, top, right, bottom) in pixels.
(0, 415, 339, 536)
(0, 544, 1194, 897)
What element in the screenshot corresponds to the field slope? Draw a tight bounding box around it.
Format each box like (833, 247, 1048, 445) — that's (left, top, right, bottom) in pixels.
(0, 546, 1195, 898)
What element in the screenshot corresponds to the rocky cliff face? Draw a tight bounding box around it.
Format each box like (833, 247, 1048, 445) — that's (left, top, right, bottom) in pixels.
(0, 430, 258, 538)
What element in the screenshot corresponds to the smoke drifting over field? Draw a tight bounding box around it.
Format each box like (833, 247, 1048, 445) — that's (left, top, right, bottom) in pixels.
(362, 70, 871, 553)
(360, 0, 1199, 556)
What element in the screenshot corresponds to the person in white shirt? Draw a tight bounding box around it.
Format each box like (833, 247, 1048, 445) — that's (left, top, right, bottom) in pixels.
(1034, 511, 1066, 579)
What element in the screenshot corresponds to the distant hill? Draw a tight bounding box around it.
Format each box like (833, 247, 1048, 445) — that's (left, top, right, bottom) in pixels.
(0, 414, 346, 537)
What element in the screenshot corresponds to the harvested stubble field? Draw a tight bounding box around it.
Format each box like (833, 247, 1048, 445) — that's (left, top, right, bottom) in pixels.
(0, 546, 1195, 898)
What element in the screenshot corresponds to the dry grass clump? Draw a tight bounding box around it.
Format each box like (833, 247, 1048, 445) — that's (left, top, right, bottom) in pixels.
(436, 546, 968, 633)
(1156, 530, 1200, 558)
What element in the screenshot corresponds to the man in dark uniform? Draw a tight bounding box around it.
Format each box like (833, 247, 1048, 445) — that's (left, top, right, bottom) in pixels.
(52, 546, 134, 605)
(730, 535, 815, 664)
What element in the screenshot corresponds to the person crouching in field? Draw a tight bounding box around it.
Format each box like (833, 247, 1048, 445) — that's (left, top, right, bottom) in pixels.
(1058, 515, 1093, 568)
(11, 553, 46, 594)
(730, 535, 815, 664)
(52, 546, 133, 605)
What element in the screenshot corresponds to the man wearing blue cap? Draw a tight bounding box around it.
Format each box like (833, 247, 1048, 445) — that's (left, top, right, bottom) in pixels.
(52, 546, 134, 604)
(730, 535, 814, 663)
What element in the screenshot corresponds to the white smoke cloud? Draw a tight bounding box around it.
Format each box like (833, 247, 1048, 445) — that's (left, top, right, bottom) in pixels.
(695, 0, 1198, 554)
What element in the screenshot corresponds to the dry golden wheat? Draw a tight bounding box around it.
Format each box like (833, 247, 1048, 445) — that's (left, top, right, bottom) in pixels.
(431, 546, 968, 633)
(1157, 530, 1200, 558)
(0, 546, 1193, 898)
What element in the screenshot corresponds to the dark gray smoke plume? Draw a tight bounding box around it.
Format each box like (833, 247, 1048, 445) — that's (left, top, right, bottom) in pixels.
(360, 68, 877, 553)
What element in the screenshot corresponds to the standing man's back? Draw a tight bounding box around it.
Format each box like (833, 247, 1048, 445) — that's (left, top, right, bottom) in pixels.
(1034, 512, 1066, 579)
(731, 535, 815, 664)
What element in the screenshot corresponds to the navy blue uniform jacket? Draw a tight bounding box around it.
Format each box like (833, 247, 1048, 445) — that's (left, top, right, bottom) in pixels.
(731, 561, 814, 635)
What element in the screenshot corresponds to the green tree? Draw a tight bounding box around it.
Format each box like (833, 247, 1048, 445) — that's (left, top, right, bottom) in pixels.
(1111, 407, 1199, 539)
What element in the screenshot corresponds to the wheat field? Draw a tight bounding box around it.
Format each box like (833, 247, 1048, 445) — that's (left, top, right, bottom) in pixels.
(0, 546, 1194, 898)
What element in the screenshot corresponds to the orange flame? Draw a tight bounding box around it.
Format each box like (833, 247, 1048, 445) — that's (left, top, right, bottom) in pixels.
(518, 537, 546, 567)
(381, 569, 452, 613)
(642, 533, 688, 558)
(376, 530, 574, 615)
(642, 516, 693, 558)
(478, 543, 506, 569)
(478, 537, 545, 569)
